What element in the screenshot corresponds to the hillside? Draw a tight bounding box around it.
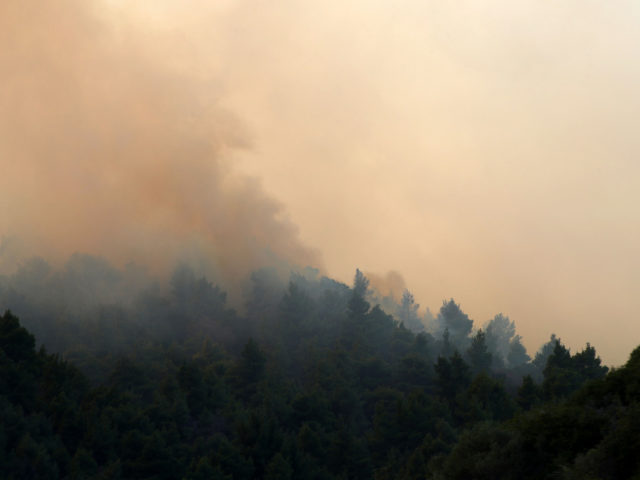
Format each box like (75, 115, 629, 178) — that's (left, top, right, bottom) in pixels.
(1, 260, 630, 479)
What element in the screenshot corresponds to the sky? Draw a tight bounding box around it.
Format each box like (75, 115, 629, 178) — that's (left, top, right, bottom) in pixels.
(2, 0, 640, 364)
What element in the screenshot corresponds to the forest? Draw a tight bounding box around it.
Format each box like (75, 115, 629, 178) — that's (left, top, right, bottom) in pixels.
(1, 254, 637, 479)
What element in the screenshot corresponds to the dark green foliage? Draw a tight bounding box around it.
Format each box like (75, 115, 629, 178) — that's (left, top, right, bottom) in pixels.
(348, 269, 370, 319)
(542, 340, 608, 401)
(435, 352, 471, 402)
(265, 453, 293, 480)
(440, 423, 524, 480)
(467, 373, 514, 421)
(432, 344, 640, 479)
(436, 299, 473, 350)
(0, 310, 36, 362)
(516, 375, 540, 410)
(543, 340, 578, 399)
(466, 330, 492, 374)
(237, 339, 266, 385)
(506, 335, 530, 367)
(440, 328, 453, 358)
(398, 290, 423, 333)
(533, 333, 559, 371)
(572, 343, 608, 381)
(0, 262, 630, 480)
(484, 313, 515, 367)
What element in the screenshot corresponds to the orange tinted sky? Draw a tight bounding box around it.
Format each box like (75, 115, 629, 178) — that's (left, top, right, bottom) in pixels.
(3, 0, 640, 364)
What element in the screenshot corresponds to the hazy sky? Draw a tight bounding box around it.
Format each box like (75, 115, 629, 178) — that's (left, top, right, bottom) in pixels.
(3, 0, 640, 364)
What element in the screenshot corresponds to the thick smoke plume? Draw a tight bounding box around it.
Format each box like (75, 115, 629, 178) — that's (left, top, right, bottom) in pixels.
(0, 0, 320, 291)
(366, 271, 407, 303)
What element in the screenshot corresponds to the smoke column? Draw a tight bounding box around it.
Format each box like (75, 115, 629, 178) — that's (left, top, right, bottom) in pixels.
(0, 0, 321, 290)
(4, 0, 640, 364)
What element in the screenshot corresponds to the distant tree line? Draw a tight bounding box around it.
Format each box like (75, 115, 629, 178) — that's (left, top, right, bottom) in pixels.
(0, 255, 629, 479)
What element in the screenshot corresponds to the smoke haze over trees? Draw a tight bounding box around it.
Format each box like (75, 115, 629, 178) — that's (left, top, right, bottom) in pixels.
(2, 1, 640, 476)
(0, 0, 320, 303)
(1, 0, 640, 364)
(0, 263, 625, 479)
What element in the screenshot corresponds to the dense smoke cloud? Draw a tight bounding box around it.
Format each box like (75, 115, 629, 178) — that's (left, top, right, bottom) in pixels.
(0, 0, 320, 293)
(3, 0, 640, 364)
(183, 0, 640, 365)
(366, 271, 407, 302)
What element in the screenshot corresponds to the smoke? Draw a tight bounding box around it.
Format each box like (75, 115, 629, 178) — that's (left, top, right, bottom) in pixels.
(0, 0, 321, 293)
(191, 0, 640, 365)
(366, 270, 407, 303)
(4, 0, 640, 364)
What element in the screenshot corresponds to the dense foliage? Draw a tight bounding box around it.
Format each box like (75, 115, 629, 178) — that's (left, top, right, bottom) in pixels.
(0, 256, 631, 479)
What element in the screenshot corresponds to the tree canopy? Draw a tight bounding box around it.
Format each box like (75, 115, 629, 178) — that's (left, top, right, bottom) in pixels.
(0, 259, 630, 479)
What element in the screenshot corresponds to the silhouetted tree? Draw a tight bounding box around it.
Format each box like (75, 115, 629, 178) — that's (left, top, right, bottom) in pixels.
(573, 343, 608, 381)
(542, 340, 578, 400)
(440, 328, 453, 358)
(516, 375, 540, 410)
(348, 269, 370, 319)
(235, 339, 266, 388)
(484, 313, 515, 366)
(436, 299, 473, 350)
(507, 335, 531, 368)
(398, 290, 423, 332)
(466, 330, 492, 374)
(435, 352, 471, 401)
(533, 334, 559, 370)
(342, 269, 371, 351)
(0, 310, 36, 363)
